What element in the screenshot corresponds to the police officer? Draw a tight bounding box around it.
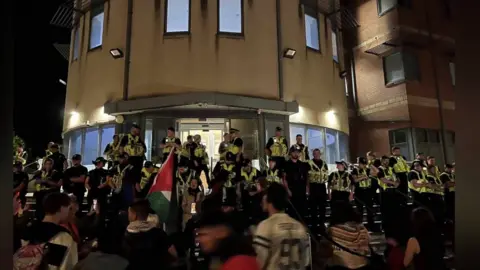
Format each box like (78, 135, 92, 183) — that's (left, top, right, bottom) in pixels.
(307, 148, 329, 237)
(414, 152, 427, 168)
(85, 157, 109, 215)
(352, 157, 376, 231)
(218, 133, 230, 162)
(408, 160, 430, 208)
(228, 128, 244, 164)
(265, 127, 288, 170)
(290, 134, 309, 161)
(425, 165, 445, 228)
(426, 156, 441, 178)
(264, 159, 281, 187)
(328, 161, 354, 204)
(119, 124, 146, 190)
(34, 158, 62, 219)
(239, 158, 260, 214)
(283, 145, 309, 222)
(103, 134, 121, 169)
(62, 154, 88, 213)
(45, 142, 54, 159)
(13, 161, 29, 207)
(14, 144, 28, 166)
(389, 146, 409, 197)
(366, 151, 377, 167)
(160, 127, 182, 163)
(47, 144, 67, 173)
(109, 153, 135, 211)
(440, 164, 455, 222)
(193, 135, 210, 186)
(183, 135, 197, 160)
(176, 158, 194, 231)
(375, 156, 400, 237)
(139, 161, 158, 197)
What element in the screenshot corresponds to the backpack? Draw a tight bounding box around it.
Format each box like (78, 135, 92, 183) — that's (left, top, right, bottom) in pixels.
(13, 225, 68, 270)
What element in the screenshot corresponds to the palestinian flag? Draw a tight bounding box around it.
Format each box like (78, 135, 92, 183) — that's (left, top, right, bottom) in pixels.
(147, 149, 174, 223)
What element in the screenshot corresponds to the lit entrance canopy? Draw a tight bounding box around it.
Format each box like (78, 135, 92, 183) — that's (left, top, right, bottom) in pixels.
(104, 92, 299, 115)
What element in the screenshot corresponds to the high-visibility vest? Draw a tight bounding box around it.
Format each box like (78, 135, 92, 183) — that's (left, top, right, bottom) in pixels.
(194, 144, 209, 164)
(219, 142, 229, 160)
(107, 142, 121, 161)
(441, 172, 455, 192)
(392, 156, 409, 173)
(228, 138, 242, 155)
(423, 166, 441, 179)
(241, 168, 258, 184)
(176, 169, 192, 198)
(408, 170, 427, 193)
(355, 167, 371, 188)
(35, 170, 57, 191)
(140, 167, 158, 189)
(307, 160, 327, 184)
(124, 134, 145, 157)
(378, 166, 397, 190)
(221, 163, 236, 188)
(266, 169, 281, 184)
(293, 144, 307, 161)
(425, 174, 444, 196)
(269, 136, 287, 157)
(163, 137, 179, 154)
(111, 164, 133, 194)
(330, 171, 352, 192)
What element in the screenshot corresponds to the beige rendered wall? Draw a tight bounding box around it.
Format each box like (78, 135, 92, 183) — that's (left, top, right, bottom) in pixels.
(64, 0, 349, 134)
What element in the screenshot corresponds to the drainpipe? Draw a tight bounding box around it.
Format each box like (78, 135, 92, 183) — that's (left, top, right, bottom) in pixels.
(275, 0, 284, 101)
(122, 0, 133, 101)
(424, 5, 448, 164)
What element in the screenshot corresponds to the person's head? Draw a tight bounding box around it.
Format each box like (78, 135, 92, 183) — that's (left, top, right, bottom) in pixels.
(268, 159, 276, 169)
(119, 153, 129, 164)
(262, 183, 288, 215)
(243, 159, 252, 170)
(47, 142, 55, 149)
(50, 144, 59, 153)
(190, 178, 199, 189)
(128, 199, 151, 222)
(67, 194, 79, 220)
(43, 192, 71, 223)
(275, 127, 282, 137)
(72, 154, 82, 166)
(193, 134, 201, 143)
(335, 161, 346, 171)
(296, 134, 303, 144)
(357, 157, 367, 169)
(313, 148, 322, 159)
(416, 152, 425, 160)
(290, 146, 300, 160)
(43, 158, 54, 171)
(13, 162, 23, 173)
(16, 145, 24, 153)
(445, 163, 453, 173)
(329, 201, 362, 226)
(187, 135, 193, 143)
(113, 134, 119, 143)
(411, 207, 436, 236)
(93, 157, 107, 168)
(412, 161, 423, 172)
(196, 211, 233, 254)
(381, 155, 389, 167)
(229, 128, 239, 138)
(427, 156, 436, 166)
(144, 161, 155, 173)
(223, 133, 230, 142)
(131, 124, 141, 136)
(167, 127, 175, 137)
(366, 151, 376, 161)
(391, 146, 401, 156)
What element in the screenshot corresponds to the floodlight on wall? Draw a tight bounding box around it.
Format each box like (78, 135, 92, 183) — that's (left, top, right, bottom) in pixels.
(283, 48, 297, 59)
(59, 79, 67, 85)
(109, 48, 124, 59)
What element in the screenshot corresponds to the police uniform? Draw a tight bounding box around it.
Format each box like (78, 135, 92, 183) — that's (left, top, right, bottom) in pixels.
(265, 127, 288, 170)
(264, 166, 282, 186)
(139, 161, 158, 197)
(440, 164, 455, 222)
(239, 159, 260, 215)
(227, 128, 244, 165)
(218, 137, 230, 162)
(425, 168, 446, 227)
(13, 150, 28, 166)
(192, 135, 210, 186)
(283, 146, 309, 222)
(408, 164, 429, 208)
(109, 154, 135, 210)
(103, 135, 122, 169)
(176, 163, 193, 232)
(34, 167, 61, 219)
(119, 127, 146, 185)
(352, 157, 376, 231)
(389, 154, 409, 198)
(307, 156, 328, 236)
(328, 161, 354, 204)
(290, 143, 310, 162)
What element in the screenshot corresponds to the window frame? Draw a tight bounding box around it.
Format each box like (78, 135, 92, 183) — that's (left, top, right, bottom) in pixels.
(72, 27, 80, 61)
(382, 50, 420, 87)
(164, 0, 191, 35)
(88, 4, 105, 50)
(217, 0, 244, 37)
(331, 27, 339, 63)
(304, 7, 320, 52)
(377, 0, 397, 17)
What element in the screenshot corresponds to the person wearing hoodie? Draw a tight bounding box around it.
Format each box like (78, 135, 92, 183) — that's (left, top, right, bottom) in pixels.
(122, 199, 175, 269)
(196, 210, 259, 270)
(17, 192, 78, 270)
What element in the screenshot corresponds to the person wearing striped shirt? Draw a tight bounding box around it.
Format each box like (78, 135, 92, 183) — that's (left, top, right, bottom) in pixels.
(253, 183, 310, 270)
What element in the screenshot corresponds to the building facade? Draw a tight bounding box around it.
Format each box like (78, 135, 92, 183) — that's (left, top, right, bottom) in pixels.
(343, 0, 455, 165)
(63, 0, 350, 169)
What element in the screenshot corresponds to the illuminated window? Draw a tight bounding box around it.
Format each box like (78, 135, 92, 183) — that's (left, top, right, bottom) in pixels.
(73, 28, 80, 60)
(165, 0, 190, 33)
(89, 5, 105, 49)
(305, 13, 319, 50)
(218, 0, 243, 34)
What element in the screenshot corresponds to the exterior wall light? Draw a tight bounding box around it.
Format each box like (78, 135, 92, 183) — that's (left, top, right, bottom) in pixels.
(109, 48, 124, 59)
(283, 48, 297, 59)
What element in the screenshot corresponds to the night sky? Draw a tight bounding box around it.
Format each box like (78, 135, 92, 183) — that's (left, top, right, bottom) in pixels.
(13, 0, 70, 158)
